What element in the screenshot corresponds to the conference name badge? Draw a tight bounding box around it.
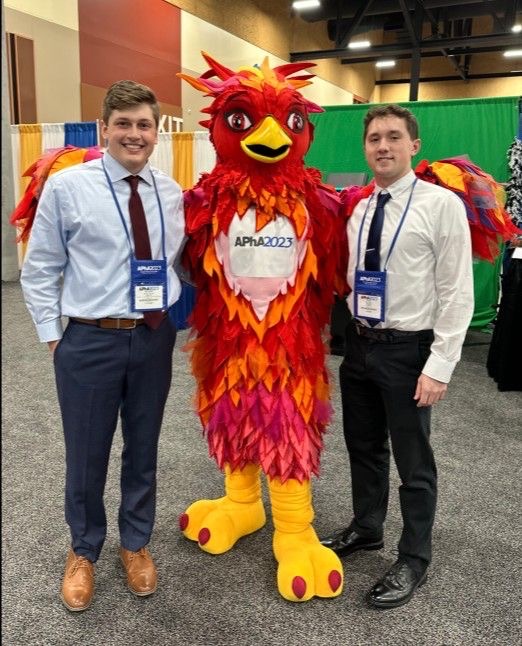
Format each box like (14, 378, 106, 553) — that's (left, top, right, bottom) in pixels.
(130, 258, 167, 312)
(354, 269, 386, 322)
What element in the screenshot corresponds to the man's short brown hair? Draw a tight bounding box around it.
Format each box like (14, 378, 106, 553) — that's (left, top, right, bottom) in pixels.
(102, 80, 160, 127)
(363, 104, 419, 141)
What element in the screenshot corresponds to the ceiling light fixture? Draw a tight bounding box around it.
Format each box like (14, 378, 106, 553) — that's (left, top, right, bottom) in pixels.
(376, 60, 396, 68)
(292, 0, 320, 10)
(504, 49, 522, 58)
(348, 40, 371, 50)
(511, 24, 522, 33)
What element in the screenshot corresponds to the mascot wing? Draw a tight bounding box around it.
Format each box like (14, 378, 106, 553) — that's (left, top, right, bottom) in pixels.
(10, 145, 103, 243)
(415, 158, 520, 262)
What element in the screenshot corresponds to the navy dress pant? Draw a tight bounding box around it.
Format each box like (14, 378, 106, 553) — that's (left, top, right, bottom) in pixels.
(339, 320, 437, 574)
(53, 317, 176, 562)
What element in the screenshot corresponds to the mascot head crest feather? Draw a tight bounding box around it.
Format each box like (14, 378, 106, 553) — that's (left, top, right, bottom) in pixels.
(178, 52, 323, 167)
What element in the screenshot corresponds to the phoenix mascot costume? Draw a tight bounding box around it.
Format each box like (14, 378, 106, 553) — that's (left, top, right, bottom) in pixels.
(177, 53, 347, 602)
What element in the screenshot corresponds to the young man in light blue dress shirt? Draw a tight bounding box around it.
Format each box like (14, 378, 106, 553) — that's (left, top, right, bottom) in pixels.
(21, 80, 186, 611)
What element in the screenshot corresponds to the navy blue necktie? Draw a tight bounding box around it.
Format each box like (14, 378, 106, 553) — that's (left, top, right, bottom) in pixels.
(125, 175, 164, 330)
(365, 192, 391, 272)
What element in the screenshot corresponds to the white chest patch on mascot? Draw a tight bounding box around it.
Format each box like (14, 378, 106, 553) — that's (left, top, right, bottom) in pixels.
(215, 206, 309, 320)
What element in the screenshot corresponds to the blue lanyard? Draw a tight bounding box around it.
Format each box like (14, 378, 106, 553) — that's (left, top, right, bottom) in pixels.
(102, 157, 167, 260)
(355, 179, 417, 271)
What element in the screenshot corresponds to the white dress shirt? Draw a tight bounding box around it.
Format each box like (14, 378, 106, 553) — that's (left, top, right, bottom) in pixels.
(346, 169, 474, 383)
(21, 152, 186, 342)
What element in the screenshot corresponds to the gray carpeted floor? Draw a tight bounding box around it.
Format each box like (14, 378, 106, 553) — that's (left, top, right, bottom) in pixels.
(2, 281, 521, 646)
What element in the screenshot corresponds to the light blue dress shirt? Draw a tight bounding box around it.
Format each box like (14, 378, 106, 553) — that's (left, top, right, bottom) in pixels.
(21, 152, 186, 342)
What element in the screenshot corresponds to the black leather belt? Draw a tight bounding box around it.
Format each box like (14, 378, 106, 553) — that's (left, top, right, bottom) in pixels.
(353, 320, 432, 343)
(70, 317, 147, 329)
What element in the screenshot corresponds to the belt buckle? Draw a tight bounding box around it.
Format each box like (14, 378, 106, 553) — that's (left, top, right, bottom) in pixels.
(118, 319, 137, 329)
(110, 319, 136, 329)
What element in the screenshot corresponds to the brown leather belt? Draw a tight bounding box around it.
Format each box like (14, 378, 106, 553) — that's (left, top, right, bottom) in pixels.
(70, 317, 147, 329)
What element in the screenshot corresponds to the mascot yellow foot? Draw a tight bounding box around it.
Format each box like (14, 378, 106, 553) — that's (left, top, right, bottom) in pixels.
(179, 463, 266, 554)
(269, 477, 344, 602)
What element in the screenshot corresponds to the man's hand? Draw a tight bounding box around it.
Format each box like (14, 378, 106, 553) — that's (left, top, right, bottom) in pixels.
(414, 373, 447, 407)
(47, 340, 59, 354)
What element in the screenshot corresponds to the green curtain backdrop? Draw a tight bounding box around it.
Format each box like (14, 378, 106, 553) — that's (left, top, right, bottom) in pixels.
(306, 96, 519, 182)
(306, 96, 520, 329)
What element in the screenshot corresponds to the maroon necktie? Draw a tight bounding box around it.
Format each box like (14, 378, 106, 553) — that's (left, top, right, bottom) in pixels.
(125, 175, 164, 329)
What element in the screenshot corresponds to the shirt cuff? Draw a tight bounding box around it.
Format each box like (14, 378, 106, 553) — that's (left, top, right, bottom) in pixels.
(35, 318, 63, 343)
(422, 352, 457, 384)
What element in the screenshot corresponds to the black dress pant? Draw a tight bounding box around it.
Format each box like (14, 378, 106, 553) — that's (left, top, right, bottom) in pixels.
(54, 317, 176, 562)
(339, 320, 436, 574)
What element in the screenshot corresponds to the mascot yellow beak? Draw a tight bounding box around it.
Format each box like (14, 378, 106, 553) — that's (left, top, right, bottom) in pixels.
(241, 116, 292, 164)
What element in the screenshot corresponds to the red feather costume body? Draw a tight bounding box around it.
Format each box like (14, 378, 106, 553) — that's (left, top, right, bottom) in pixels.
(182, 58, 347, 483)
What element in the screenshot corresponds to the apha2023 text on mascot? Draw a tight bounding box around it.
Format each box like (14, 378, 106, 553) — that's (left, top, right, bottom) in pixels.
(178, 53, 348, 602)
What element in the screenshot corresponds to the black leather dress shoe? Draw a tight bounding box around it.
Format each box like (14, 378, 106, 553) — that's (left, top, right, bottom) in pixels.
(368, 560, 427, 609)
(319, 527, 384, 557)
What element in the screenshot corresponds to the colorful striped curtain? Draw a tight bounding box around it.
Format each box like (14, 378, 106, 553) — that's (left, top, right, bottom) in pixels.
(64, 121, 98, 147)
(17, 125, 43, 262)
(194, 130, 216, 184)
(149, 132, 173, 176)
(173, 132, 194, 189)
(18, 124, 42, 194)
(42, 123, 65, 152)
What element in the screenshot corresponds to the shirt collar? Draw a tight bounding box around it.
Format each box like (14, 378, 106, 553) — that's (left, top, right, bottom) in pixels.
(102, 151, 153, 186)
(374, 169, 416, 200)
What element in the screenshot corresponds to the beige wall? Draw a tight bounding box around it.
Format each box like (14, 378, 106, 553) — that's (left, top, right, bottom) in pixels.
(4, 5, 81, 122)
(381, 76, 522, 103)
(172, 0, 366, 102)
(180, 12, 355, 131)
(4, 0, 78, 30)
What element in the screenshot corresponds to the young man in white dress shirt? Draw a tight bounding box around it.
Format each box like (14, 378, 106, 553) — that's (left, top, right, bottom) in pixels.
(321, 104, 474, 608)
(21, 80, 186, 611)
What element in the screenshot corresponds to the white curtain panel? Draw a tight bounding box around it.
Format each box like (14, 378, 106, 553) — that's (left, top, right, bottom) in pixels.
(9, 124, 25, 267)
(10, 125, 21, 205)
(150, 132, 174, 177)
(42, 123, 65, 152)
(194, 130, 216, 182)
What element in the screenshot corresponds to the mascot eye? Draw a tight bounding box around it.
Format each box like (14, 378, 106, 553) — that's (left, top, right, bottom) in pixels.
(287, 111, 305, 133)
(226, 111, 252, 131)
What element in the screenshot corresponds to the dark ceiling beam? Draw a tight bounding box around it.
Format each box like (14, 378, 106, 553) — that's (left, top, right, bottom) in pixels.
(298, 0, 493, 22)
(416, 0, 469, 79)
(398, 0, 423, 99)
(289, 32, 522, 62)
(398, 0, 419, 44)
(504, 0, 519, 26)
(375, 71, 522, 83)
(334, 0, 373, 48)
(483, 0, 519, 31)
(340, 45, 505, 63)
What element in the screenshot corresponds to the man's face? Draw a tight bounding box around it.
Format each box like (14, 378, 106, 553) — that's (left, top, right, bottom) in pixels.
(102, 105, 158, 174)
(364, 116, 420, 188)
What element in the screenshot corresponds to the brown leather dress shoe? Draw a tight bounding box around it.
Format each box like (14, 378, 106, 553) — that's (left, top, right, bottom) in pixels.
(61, 549, 94, 612)
(120, 546, 157, 596)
